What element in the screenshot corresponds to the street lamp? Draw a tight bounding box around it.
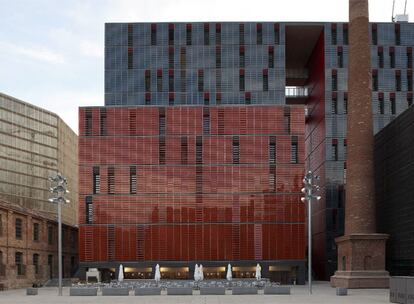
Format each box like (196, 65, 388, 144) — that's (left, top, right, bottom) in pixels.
(48, 173, 69, 296)
(301, 171, 321, 295)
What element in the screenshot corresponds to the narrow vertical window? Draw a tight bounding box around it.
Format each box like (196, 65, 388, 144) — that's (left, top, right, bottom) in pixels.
(408, 92, 413, 107)
(157, 69, 162, 92)
(245, 92, 251, 105)
(168, 92, 174, 106)
(332, 92, 338, 114)
(168, 47, 174, 69)
(159, 108, 166, 135)
(232, 136, 240, 164)
(15, 252, 24, 276)
(269, 136, 276, 164)
(239, 69, 245, 91)
(332, 139, 338, 161)
(168, 69, 174, 92)
(239, 46, 245, 68)
(144, 70, 151, 92)
(331, 24, 337, 45)
(390, 93, 396, 115)
(343, 24, 348, 45)
(196, 136, 203, 164)
(130, 166, 137, 194)
(218, 109, 224, 134)
(159, 136, 165, 165)
(291, 136, 298, 164)
(378, 47, 384, 68)
(181, 137, 188, 164)
(151, 23, 157, 45)
(269, 172, 276, 192)
(168, 23, 174, 45)
(48, 226, 53, 245)
(395, 23, 401, 45)
(85, 109, 92, 136)
(337, 46, 343, 68)
(284, 107, 291, 133)
(239, 23, 245, 45)
(180, 69, 186, 92)
(100, 108, 107, 136)
(274, 24, 280, 44)
(33, 223, 39, 241)
(372, 24, 378, 45)
(129, 109, 136, 135)
(216, 45, 221, 68)
(198, 69, 204, 92)
(332, 70, 338, 91)
(145, 92, 151, 105)
(256, 23, 263, 45)
(379, 92, 384, 114)
(93, 166, 100, 194)
(203, 108, 210, 135)
(204, 23, 210, 45)
(215, 23, 221, 45)
(372, 69, 378, 91)
(407, 47, 413, 69)
(180, 47, 186, 68)
(396, 70, 401, 91)
(216, 70, 221, 92)
(408, 70, 413, 91)
(263, 69, 269, 91)
(128, 24, 133, 47)
(268, 46, 274, 68)
(85, 196, 93, 224)
(128, 47, 133, 70)
(186, 23, 192, 45)
(344, 92, 348, 114)
(108, 167, 115, 194)
(390, 47, 395, 68)
(343, 139, 347, 160)
(204, 92, 210, 106)
(33, 254, 39, 274)
(216, 92, 222, 105)
(15, 218, 22, 239)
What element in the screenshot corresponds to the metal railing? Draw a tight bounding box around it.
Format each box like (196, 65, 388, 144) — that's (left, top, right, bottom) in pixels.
(285, 86, 309, 98)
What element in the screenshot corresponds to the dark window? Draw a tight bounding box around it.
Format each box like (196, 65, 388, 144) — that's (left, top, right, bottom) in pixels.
(196, 136, 203, 164)
(408, 93, 413, 107)
(128, 24, 133, 47)
(128, 48, 133, 69)
(216, 92, 222, 105)
(245, 92, 251, 105)
(216, 70, 221, 92)
(331, 24, 337, 45)
(239, 46, 245, 68)
(408, 70, 413, 91)
(107, 167, 115, 194)
(337, 47, 343, 68)
(269, 136, 276, 164)
(15, 252, 24, 276)
(33, 223, 39, 242)
(204, 92, 210, 105)
(332, 70, 338, 91)
(344, 92, 348, 114)
(168, 92, 174, 106)
(129, 110, 136, 135)
(198, 70, 204, 92)
(48, 226, 53, 245)
(180, 70, 186, 92)
(145, 93, 151, 105)
(268, 46, 274, 68)
(407, 48, 413, 69)
(372, 24, 377, 45)
(343, 139, 347, 160)
(343, 24, 348, 44)
(151, 23, 156, 45)
(100, 108, 107, 136)
(216, 46, 221, 68)
(378, 47, 384, 68)
(395, 24, 400, 45)
(396, 70, 401, 91)
(332, 141, 338, 161)
(269, 172, 276, 192)
(203, 108, 210, 135)
(33, 254, 39, 274)
(232, 136, 240, 164)
(239, 69, 245, 91)
(256, 23, 262, 44)
(85, 109, 92, 136)
(93, 166, 100, 194)
(48, 255, 53, 278)
(157, 69, 162, 92)
(159, 109, 166, 135)
(291, 137, 298, 164)
(274, 24, 280, 44)
(180, 47, 186, 68)
(390, 47, 395, 68)
(204, 23, 209, 45)
(181, 137, 188, 165)
(145, 70, 151, 92)
(186, 23, 192, 45)
(168, 47, 174, 69)
(130, 166, 137, 194)
(332, 93, 338, 114)
(159, 136, 165, 165)
(168, 23, 174, 45)
(218, 109, 224, 134)
(379, 92, 384, 114)
(263, 69, 268, 91)
(390, 93, 396, 115)
(284, 108, 291, 133)
(372, 70, 378, 91)
(215, 23, 221, 45)
(168, 69, 174, 91)
(239, 23, 244, 44)
(15, 218, 22, 239)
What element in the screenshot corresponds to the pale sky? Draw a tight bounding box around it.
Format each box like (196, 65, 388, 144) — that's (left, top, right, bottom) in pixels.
(0, 0, 411, 133)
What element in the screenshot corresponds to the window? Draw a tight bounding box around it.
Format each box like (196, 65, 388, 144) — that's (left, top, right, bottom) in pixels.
(33, 254, 39, 275)
(256, 23, 263, 44)
(204, 92, 210, 106)
(181, 137, 188, 165)
(274, 23, 280, 44)
(263, 69, 268, 91)
(93, 166, 100, 194)
(168, 47, 174, 69)
(168, 92, 174, 106)
(128, 48, 133, 69)
(390, 47, 395, 68)
(396, 70, 401, 91)
(144, 70, 151, 92)
(239, 69, 245, 91)
(157, 69, 162, 92)
(216, 46, 221, 68)
(284, 108, 291, 133)
(291, 137, 298, 164)
(168, 69, 174, 91)
(239, 23, 244, 45)
(408, 48, 413, 69)
(15, 218, 22, 239)
(269, 172, 276, 192)
(186, 23, 192, 45)
(216, 70, 221, 92)
(180, 47, 186, 68)
(85, 109, 92, 136)
(196, 136, 203, 164)
(145, 92, 151, 105)
(128, 24, 133, 47)
(159, 109, 166, 135)
(203, 108, 210, 135)
(343, 24, 348, 44)
(129, 110, 136, 135)
(168, 23, 174, 45)
(239, 46, 245, 68)
(204, 23, 210, 45)
(159, 136, 165, 165)
(332, 70, 338, 91)
(218, 109, 224, 134)
(372, 24, 377, 45)
(108, 167, 115, 194)
(130, 166, 137, 194)
(379, 92, 384, 114)
(378, 47, 384, 68)
(395, 23, 400, 45)
(390, 93, 396, 115)
(332, 140, 338, 161)
(48, 226, 53, 245)
(198, 69, 204, 92)
(408, 70, 413, 91)
(332, 93, 338, 114)
(215, 23, 221, 45)
(268, 46, 274, 68)
(408, 92, 413, 107)
(48, 255, 53, 278)
(245, 92, 251, 105)
(151, 23, 156, 45)
(232, 136, 240, 164)
(33, 223, 39, 242)
(269, 137, 276, 164)
(372, 70, 378, 91)
(180, 70, 186, 92)
(331, 24, 337, 45)
(342, 256, 346, 271)
(15, 252, 24, 276)
(337, 47, 343, 68)
(216, 92, 222, 105)
(344, 92, 348, 114)
(343, 139, 347, 160)
(100, 108, 107, 136)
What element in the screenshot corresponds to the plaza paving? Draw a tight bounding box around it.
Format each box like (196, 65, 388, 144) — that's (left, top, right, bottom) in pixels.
(0, 281, 389, 304)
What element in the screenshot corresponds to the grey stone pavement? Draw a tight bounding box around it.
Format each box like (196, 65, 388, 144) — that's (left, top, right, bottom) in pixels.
(0, 281, 389, 304)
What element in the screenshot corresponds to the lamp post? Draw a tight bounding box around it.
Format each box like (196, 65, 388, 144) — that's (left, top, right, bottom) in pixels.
(301, 171, 321, 295)
(48, 173, 69, 296)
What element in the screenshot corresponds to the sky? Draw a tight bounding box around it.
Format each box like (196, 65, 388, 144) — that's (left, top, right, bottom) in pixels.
(0, 0, 412, 133)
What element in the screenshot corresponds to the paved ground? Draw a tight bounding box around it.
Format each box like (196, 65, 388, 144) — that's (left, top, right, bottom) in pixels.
(0, 281, 389, 304)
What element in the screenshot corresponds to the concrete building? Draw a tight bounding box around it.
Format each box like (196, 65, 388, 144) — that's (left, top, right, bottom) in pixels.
(0, 93, 79, 289)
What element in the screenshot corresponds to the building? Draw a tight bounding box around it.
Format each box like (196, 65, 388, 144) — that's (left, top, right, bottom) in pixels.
(81, 21, 414, 281)
(375, 104, 414, 277)
(0, 93, 79, 289)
